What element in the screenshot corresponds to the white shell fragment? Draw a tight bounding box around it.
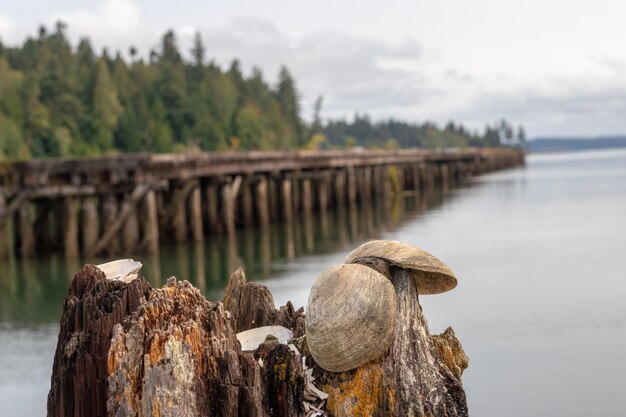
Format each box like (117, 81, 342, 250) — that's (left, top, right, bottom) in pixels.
(96, 259, 142, 283)
(236, 325, 293, 351)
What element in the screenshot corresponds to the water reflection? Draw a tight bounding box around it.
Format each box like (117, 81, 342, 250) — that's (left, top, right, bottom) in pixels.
(0, 185, 449, 323)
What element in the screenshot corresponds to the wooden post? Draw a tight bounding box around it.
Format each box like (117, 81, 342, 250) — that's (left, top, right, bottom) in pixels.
(334, 170, 346, 207)
(101, 194, 120, 254)
(383, 166, 393, 198)
(319, 177, 330, 239)
(89, 184, 152, 257)
(348, 199, 359, 240)
(413, 165, 421, 193)
(222, 176, 241, 237)
(193, 241, 206, 293)
(362, 167, 372, 201)
(304, 210, 314, 252)
(33, 200, 54, 253)
(397, 165, 406, 192)
(205, 183, 221, 235)
(222, 182, 235, 237)
(255, 176, 270, 229)
(172, 186, 189, 243)
(122, 197, 140, 254)
(0, 193, 9, 258)
(47, 265, 151, 417)
(347, 167, 357, 204)
(269, 177, 280, 222)
(440, 164, 450, 189)
(291, 173, 301, 214)
(189, 184, 204, 242)
(285, 218, 295, 260)
(81, 196, 99, 256)
(318, 177, 329, 213)
(302, 178, 312, 217)
(62, 197, 79, 258)
(260, 224, 271, 275)
(281, 177, 293, 223)
(241, 178, 254, 229)
(140, 190, 159, 255)
(16, 201, 35, 257)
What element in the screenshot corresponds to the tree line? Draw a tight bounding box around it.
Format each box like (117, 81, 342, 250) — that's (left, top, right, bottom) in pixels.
(0, 23, 525, 160)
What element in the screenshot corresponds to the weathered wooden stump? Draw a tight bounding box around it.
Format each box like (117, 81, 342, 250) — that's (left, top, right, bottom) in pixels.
(48, 253, 468, 417)
(47, 264, 151, 417)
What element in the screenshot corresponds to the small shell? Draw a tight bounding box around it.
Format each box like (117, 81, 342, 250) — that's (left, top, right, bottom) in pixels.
(96, 259, 142, 283)
(236, 325, 293, 351)
(345, 240, 457, 295)
(305, 264, 397, 372)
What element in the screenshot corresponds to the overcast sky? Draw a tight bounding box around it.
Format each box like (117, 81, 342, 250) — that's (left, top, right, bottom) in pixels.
(1, 0, 625, 137)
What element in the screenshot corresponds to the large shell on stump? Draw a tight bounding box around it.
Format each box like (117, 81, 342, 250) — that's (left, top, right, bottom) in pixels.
(305, 263, 397, 372)
(345, 240, 457, 295)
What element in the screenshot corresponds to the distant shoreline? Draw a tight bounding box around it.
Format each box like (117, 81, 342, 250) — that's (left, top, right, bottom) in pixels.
(528, 136, 626, 153)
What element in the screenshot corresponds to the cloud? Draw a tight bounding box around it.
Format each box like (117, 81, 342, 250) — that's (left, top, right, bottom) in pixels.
(199, 19, 435, 120)
(0, 13, 17, 43)
(8, 5, 624, 136)
(49, 0, 142, 55)
(451, 72, 626, 136)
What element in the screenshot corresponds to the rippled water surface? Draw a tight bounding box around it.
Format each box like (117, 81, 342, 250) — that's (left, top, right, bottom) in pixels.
(1, 149, 625, 416)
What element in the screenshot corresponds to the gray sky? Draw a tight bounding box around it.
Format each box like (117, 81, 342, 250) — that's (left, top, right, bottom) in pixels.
(1, 0, 625, 137)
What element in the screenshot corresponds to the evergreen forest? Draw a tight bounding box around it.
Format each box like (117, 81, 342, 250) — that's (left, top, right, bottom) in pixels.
(0, 23, 525, 160)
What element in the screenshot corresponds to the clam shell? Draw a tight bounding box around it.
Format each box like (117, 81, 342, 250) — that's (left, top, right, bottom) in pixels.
(236, 325, 293, 351)
(345, 240, 457, 295)
(305, 264, 397, 372)
(96, 259, 142, 283)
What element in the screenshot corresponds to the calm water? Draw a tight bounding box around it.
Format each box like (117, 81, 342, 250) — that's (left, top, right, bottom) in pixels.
(1, 149, 625, 416)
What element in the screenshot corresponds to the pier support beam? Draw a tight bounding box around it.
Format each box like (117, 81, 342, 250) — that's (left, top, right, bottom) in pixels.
(256, 176, 270, 229)
(334, 170, 346, 207)
(413, 165, 421, 193)
(0, 194, 9, 258)
(281, 177, 293, 223)
(34, 201, 54, 253)
(222, 176, 242, 236)
(347, 167, 357, 204)
(172, 185, 189, 244)
(241, 178, 254, 229)
(81, 196, 99, 256)
(101, 195, 120, 255)
(88, 184, 152, 257)
(122, 196, 140, 254)
(140, 190, 159, 255)
(16, 202, 35, 257)
(205, 183, 221, 235)
(62, 197, 79, 258)
(189, 185, 204, 243)
(291, 173, 301, 214)
(318, 177, 329, 213)
(268, 177, 278, 222)
(302, 178, 312, 217)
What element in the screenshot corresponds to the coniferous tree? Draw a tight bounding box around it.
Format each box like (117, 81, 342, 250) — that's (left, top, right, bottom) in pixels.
(0, 23, 517, 160)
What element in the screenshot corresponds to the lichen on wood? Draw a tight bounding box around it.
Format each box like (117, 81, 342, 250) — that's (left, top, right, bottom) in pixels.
(223, 268, 305, 337)
(47, 264, 151, 417)
(49, 261, 469, 417)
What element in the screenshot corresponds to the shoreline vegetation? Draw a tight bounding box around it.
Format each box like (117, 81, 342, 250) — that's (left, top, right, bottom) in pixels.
(0, 22, 525, 161)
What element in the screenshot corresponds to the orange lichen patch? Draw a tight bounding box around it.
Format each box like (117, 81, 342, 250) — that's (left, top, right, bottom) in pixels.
(324, 361, 387, 417)
(432, 327, 468, 381)
(107, 343, 118, 374)
(183, 324, 205, 374)
(148, 333, 167, 365)
(151, 398, 161, 417)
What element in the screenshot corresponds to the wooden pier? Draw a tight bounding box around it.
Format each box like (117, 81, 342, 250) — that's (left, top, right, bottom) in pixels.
(0, 148, 524, 258)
